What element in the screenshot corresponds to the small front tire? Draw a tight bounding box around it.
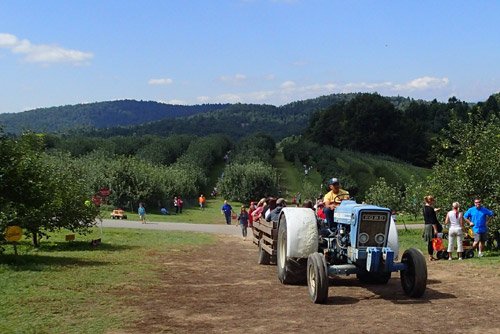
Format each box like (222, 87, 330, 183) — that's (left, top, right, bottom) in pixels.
(400, 248, 427, 297)
(307, 252, 329, 304)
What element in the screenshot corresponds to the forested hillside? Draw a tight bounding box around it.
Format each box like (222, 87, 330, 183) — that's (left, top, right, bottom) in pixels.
(89, 93, 419, 139)
(0, 93, 418, 137)
(0, 100, 229, 134)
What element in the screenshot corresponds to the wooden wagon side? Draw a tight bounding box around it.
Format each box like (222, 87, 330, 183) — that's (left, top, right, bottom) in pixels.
(253, 219, 278, 262)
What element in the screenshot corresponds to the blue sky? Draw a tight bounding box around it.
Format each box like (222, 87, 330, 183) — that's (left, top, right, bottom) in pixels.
(1, 0, 499, 113)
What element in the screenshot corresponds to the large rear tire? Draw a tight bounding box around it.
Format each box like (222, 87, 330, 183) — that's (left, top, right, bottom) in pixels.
(400, 248, 427, 297)
(257, 239, 271, 265)
(277, 219, 306, 284)
(307, 252, 329, 304)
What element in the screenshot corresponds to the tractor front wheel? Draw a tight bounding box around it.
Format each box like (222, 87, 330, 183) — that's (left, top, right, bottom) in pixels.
(400, 248, 427, 297)
(307, 252, 329, 304)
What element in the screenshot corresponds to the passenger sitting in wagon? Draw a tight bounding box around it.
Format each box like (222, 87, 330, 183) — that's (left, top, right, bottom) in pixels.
(266, 198, 286, 223)
(323, 177, 349, 229)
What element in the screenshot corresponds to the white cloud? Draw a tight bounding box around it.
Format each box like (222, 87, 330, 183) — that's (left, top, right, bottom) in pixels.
(0, 33, 93, 65)
(394, 76, 449, 91)
(193, 76, 451, 106)
(196, 96, 212, 103)
(219, 73, 247, 85)
(280, 80, 296, 89)
(163, 99, 185, 105)
(148, 78, 173, 85)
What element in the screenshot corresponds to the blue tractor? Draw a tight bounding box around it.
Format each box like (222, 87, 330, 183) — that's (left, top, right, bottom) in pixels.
(308, 200, 426, 303)
(270, 200, 427, 304)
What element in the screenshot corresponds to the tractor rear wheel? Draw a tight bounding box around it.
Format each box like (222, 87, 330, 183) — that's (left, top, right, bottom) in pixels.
(307, 252, 329, 304)
(277, 219, 306, 284)
(257, 239, 271, 265)
(400, 248, 427, 297)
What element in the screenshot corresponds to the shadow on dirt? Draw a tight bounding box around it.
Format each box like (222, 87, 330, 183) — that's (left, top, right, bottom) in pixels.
(324, 277, 456, 305)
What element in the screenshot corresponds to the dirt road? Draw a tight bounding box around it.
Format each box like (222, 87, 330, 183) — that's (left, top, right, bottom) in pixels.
(119, 235, 500, 334)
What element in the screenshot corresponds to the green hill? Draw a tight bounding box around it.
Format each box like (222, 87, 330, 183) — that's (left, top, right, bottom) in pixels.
(0, 100, 230, 134)
(0, 94, 419, 139)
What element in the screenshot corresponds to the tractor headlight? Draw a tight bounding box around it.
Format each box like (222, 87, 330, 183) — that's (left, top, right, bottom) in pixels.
(375, 233, 386, 244)
(359, 233, 369, 244)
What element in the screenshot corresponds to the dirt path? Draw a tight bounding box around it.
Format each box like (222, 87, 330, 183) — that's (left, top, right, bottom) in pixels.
(121, 235, 500, 334)
(100, 219, 424, 236)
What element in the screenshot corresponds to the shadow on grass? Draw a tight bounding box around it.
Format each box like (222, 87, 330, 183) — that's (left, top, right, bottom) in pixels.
(0, 254, 109, 271)
(38, 241, 138, 252)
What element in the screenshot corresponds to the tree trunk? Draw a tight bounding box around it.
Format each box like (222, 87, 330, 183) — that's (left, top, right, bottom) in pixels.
(32, 231, 40, 247)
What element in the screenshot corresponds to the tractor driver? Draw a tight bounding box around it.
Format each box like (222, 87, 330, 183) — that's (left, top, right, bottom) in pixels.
(323, 178, 349, 229)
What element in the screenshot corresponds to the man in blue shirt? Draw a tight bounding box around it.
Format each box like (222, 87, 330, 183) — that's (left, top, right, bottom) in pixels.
(221, 200, 234, 225)
(464, 198, 494, 257)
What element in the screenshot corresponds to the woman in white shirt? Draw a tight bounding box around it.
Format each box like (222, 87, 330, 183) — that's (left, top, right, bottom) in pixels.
(445, 202, 464, 260)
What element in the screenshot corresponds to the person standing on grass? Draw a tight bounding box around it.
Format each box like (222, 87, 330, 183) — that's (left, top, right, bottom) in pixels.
(138, 202, 146, 224)
(237, 205, 249, 240)
(423, 195, 439, 261)
(174, 196, 179, 214)
(445, 202, 464, 260)
(199, 194, 206, 210)
(178, 196, 184, 214)
(464, 198, 494, 258)
(221, 200, 234, 225)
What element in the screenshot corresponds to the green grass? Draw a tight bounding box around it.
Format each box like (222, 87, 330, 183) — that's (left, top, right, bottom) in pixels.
(395, 213, 423, 225)
(274, 151, 323, 199)
(106, 198, 244, 224)
(0, 228, 215, 334)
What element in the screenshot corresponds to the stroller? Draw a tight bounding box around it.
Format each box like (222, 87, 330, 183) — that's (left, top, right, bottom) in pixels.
(433, 233, 449, 260)
(461, 227, 475, 258)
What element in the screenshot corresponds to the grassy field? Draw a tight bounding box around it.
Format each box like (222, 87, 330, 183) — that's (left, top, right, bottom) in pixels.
(274, 151, 323, 199)
(0, 228, 215, 334)
(1, 225, 498, 334)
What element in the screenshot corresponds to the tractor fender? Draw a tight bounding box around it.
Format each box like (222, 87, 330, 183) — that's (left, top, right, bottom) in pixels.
(387, 216, 399, 259)
(279, 207, 318, 258)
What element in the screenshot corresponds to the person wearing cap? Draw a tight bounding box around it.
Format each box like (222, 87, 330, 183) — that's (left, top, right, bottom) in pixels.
(323, 178, 349, 228)
(266, 198, 286, 223)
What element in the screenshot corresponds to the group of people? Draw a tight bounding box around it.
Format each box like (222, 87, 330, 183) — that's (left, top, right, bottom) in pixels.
(423, 195, 494, 261)
(222, 177, 351, 240)
(221, 196, 289, 240)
